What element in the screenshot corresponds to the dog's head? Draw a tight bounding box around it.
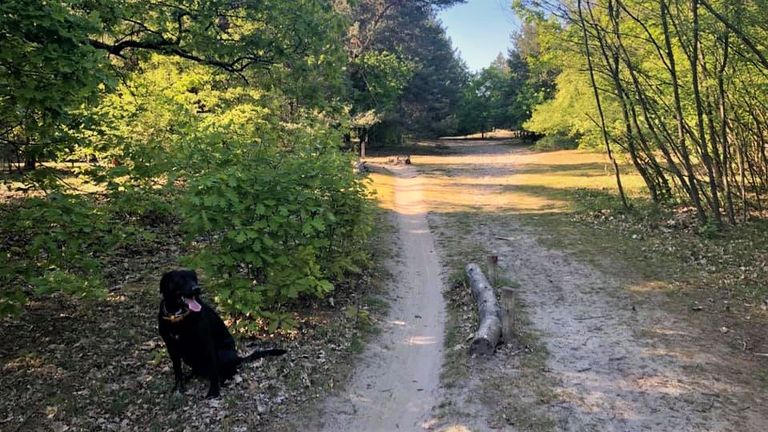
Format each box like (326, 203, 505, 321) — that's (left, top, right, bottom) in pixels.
(160, 269, 203, 314)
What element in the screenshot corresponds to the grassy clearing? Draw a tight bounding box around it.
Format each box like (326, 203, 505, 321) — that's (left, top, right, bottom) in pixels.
(442, 129, 536, 140)
(1, 163, 105, 198)
(412, 141, 767, 326)
(413, 147, 646, 215)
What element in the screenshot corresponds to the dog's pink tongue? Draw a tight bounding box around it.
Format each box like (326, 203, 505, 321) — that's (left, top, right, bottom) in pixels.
(184, 297, 202, 312)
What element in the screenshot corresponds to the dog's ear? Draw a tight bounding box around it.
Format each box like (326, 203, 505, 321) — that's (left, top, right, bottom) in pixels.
(160, 272, 172, 293)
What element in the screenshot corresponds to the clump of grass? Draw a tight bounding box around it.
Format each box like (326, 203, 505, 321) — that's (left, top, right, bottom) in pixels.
(440, 273, 474, 387)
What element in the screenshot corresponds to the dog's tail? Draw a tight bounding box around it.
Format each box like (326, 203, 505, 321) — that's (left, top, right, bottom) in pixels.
(240, 348, 287, 364)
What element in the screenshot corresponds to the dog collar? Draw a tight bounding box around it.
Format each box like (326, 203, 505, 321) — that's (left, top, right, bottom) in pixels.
(162, 304, 191, 323)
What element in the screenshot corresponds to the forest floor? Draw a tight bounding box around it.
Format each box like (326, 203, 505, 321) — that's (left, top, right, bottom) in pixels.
(325, 138, 768, 431)
(0, 187, 395, 431)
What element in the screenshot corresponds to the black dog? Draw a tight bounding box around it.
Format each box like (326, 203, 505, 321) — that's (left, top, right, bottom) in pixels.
(158, 269, 286, 398)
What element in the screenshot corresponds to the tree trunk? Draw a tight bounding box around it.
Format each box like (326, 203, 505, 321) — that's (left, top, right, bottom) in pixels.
(660, 0, 707, 223)
(689, 0, 723, 227)
(24, 154, 36, 171)
(578, 0, 629, 209)
(599, 1, 662, 202)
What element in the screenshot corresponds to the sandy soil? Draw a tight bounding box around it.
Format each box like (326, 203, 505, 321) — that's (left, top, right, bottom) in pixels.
(423, 140, 767, 431)
(307, 164, 447, 431)
(496, 226, 764, 431)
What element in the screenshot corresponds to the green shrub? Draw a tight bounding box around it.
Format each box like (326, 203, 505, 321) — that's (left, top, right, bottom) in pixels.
(106, 185, 178, 225)
(533, 134, 579, 152)
(1, 193, 112, 314)
(183, 143, 372, 328)
(0, 189, 173, 315)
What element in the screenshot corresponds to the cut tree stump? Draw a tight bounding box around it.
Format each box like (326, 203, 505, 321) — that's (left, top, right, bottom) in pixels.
(500, 286, 515, 343)
(466, 263, 501, 356)
(486, 254, 498, 285)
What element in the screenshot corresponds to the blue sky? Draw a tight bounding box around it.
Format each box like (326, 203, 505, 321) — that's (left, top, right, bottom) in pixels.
(437, 0, 520, 72)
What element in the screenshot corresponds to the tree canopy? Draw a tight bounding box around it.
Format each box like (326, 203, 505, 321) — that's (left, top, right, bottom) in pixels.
(4, 0, 768, 321)
(4, 0, 468, 319)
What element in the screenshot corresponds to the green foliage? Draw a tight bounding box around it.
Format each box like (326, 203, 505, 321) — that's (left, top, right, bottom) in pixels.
(524, 66, 619, 148)
(0, 0, 461, 322)
(14, 194, 110, 272)
(2, 0, 348, 168)
(106, 186, 177, 225)
(456, 77, 491, 135)
(89, 55, 282, 183)
(348, 1, 468, 141)
(533, 134, 579, 152)
(0, 0, 110, 165)
(396, 14, 468, 138)
(30, 270, 105, 299)
(455, 20, 559, 136)
(0, 193, 115, 313)
(0, 184, 179, 314)
(456, 55, 512, 134)
(182, 135, 372, 323)
(351, 51, 415, 114)
(517, 0, 768, 221)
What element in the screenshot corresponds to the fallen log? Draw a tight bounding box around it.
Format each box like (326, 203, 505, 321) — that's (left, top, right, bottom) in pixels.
(466, 263, 501, 356)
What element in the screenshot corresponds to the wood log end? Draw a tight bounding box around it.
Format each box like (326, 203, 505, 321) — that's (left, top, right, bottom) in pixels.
(469, 338, 496, 356)
(471, 316, 502, 356)
(465, 262, 480, 274)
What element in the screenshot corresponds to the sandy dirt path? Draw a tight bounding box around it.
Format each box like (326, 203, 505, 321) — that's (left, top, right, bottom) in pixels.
(311, 164, 446, 431)
(425, 140, 767, 431)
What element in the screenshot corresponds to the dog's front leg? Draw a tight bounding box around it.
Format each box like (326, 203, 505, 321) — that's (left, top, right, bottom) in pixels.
(161, 329, 186, 394)
(203, 340, 221, 398)
(170, 350, 185, 394)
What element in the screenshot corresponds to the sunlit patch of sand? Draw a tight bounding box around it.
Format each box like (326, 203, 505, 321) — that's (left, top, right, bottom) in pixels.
(397, 147, 645, 215)
(367, 171, 396, 211)
(3, 354, 47, 371)
(642, 347, 698, 362)
(106, 293, 128, 302)
(442, 128, 527, 140)
(368, 145, 646, 217)
(407, 336, 438, 346)
(627, 281, 670, 293)
(3, 354, 65, 379)
(632, 375, 693, 395)
(555, 386, 639, 417)
(639, 339, 739, 380)
(367, 142, 647, 216)
(436, 425, 474, 432)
